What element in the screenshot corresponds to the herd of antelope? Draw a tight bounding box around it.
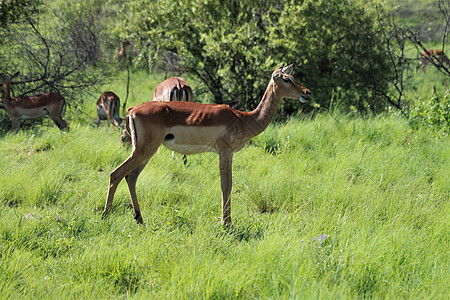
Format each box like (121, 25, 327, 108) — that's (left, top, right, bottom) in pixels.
(0, 64, 311, 226)
(1, 45, 446, 225)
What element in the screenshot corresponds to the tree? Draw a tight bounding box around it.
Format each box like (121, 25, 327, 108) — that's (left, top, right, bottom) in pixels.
(118, 0, 393, 116)
(274, 0, 392, 114)
(0, 0, 106, 116)
(121, 0, 279, 109)
(369, 0, 450, 111)
(0, 0, 42, 29)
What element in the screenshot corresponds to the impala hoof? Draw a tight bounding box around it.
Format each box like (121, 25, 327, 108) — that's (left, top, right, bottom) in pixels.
(134, 211, 144, 224)
(101, 210, 110, 220)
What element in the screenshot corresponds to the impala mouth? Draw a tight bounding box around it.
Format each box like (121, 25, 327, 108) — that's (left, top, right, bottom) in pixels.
(299, 90, 312, 103)
(299, 95, 309, 103)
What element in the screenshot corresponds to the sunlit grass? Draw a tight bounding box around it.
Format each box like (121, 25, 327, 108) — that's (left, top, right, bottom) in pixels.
(0, 110, 448, 298)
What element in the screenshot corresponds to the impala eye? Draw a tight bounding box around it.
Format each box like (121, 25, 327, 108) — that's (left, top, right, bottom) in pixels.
(283, 77, 291, 82)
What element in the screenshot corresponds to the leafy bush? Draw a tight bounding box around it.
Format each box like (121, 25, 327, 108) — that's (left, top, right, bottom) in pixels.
(408, 91, 450, 134)
(118, 0, 392, 116)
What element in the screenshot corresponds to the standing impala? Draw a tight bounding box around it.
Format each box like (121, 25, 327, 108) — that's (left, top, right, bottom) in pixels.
(116, 40, 131, 63)
(121, 77, 194, 156)
(102, 64, 311, 225)
(1, 72, 68, 132)
(415, 49, 450, 73)
(96, 91, 122, 127)
(153, 76, 193, 161)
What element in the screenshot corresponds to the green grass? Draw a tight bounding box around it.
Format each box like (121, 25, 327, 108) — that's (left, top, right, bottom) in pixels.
(0, 111, 448, 298)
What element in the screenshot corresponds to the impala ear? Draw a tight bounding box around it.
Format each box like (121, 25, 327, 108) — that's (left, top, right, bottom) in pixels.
(272, 64, 285, 79)
(282, 64, 294, 74)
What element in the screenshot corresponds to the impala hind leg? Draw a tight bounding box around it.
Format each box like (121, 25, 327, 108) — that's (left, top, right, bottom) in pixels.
(102, 144, 160, 222)
(52, 117, 68, 131)
(102, 153, 149, 219)
(102, 155, 142, 219)
(125, 159, 150, 224)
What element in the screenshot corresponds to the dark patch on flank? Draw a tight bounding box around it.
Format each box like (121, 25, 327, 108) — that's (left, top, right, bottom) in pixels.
(164, 133, 175, 141)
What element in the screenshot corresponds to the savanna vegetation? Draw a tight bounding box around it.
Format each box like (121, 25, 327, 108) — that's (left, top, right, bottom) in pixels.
(1, 0, 449, 298)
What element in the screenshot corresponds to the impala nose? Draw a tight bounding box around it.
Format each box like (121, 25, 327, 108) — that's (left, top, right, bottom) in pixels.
(300, 89, 311, 103)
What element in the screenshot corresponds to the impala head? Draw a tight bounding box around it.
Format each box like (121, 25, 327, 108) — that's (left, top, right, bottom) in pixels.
(272, 64, 311, 103)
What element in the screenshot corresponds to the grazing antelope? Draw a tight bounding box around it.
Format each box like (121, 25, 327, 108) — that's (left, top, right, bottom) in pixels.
(121, 77, 194, 146)
(415, 49, 450, 73)
(152, 77, 194, 102)
(120, 106, 134, 145)
(153, 76, 193, 162)
(116, 40, 131, 63)
(1, 72, 68, 132)
(96, 91, 122, 127)
(102, 64, 311, 225)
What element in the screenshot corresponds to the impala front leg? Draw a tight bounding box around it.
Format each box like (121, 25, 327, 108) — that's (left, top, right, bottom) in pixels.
(10, 117, 20, 133)
(219, 152, 233, 226)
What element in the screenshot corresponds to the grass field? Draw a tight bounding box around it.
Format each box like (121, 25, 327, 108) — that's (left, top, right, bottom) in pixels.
(1, 68, 449, 298)
(1, 107, 449, 298)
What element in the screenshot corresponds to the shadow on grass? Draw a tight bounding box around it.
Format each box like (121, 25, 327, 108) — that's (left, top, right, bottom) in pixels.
(220, 222, 265, 243)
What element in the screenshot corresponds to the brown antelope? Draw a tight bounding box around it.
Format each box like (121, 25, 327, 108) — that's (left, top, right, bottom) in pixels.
(96, 91, 122, 127)
(121, 77, 194, 145)
(153, 76, 193, 162)
(152, 76, 194, 102)
(415, 49, 450, 73)
(1, 72, 68, 132)
(120, 106, 134, 144)
(102, 64, 311, 225)
(116, 40, 131, 63)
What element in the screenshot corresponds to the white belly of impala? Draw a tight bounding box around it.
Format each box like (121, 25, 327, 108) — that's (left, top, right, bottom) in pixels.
(161, 125, 226, 155)
(162, 141, 217, 154)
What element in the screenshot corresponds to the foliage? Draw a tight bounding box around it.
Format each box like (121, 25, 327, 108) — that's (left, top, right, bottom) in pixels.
(0, 0, 109, 126)
(117, 0, 392, 116)
(274, 0, 392, 114)
(408, 90, 450, 134)
(0, 0, 42, 29)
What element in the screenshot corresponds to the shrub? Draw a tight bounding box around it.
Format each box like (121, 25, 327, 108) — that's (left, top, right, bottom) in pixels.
(409, 91, 450, 134)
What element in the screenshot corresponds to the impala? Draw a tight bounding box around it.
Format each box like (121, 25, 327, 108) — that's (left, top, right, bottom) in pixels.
(152, 76, 194, 102)
(116, 40, 131, 63)
(120, 106, 134, 144)
(102, 64, 311, 225)
(121, 77, 194, 159)
(415, 49, 450, 73)
(1, 72, 68, 132)
(153, 76, 193, 161)
(96, 91, 122, 127)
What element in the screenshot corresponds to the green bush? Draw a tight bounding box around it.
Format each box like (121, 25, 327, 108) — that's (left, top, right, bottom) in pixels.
(119, 0, 392, 116)
(409, 91, 450, 134)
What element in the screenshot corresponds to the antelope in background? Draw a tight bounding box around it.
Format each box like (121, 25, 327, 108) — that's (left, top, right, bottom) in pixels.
(1, 72, 68, 132)
(103, 64, 311, 225)
(121, 77, 194, 159)
(153, 76, 193, 162)
(152, 76, 194, 102)
(96, 91, 122, 127)
(415, 49, 450, 74)
(116, 40, 131, 63)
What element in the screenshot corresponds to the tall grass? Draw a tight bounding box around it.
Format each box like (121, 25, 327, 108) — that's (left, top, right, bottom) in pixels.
(0, 108, 448, 298)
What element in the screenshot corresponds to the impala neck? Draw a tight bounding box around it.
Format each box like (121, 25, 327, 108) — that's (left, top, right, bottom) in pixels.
(2, 79, 11, 104)
(249, 79, 282, 135)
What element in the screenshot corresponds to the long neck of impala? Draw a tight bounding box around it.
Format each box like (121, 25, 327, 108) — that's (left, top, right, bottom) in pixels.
(248, 79, 282, 136)
(2, 80, 11, 105)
